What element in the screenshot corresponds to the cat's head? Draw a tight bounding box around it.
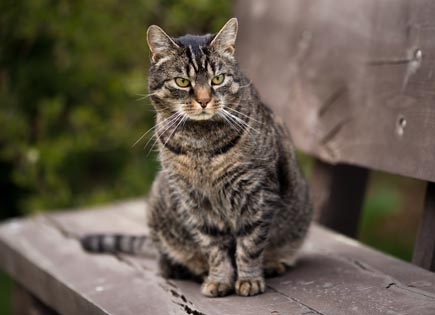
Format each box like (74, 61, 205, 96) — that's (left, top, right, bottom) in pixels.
(146, 18, 243, 121)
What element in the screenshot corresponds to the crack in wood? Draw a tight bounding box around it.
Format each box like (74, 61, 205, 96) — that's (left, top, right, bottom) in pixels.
(163, 281, 206, 315)
(43, 216, 208, 315)
(174, 302, 206, 315)
(42, 215, 81, 240)
(367, 49, 423, 91)
(385, 282, 435, 301)
(113, 255, 207, 315)
(350, 259, 435, 301)
(318, 87, 346, 118)
(385, 282, 395, 289)
(367, 58, 412, 66)
(351, 259, 373, 272)
(266, 285, 324, 315)
(320, 117, 351, 146)
(114, 254, 152, 272)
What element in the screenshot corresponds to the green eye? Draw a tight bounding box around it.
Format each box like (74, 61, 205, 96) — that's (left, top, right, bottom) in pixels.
(175, 77, 190, 87)
(212, 74, 225, 85)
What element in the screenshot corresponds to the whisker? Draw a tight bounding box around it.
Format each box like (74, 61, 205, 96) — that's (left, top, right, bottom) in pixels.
(221, 108, 247, 129)
(238, 81, 252, 89)
(221, 110, 250, 135)
(229, 111, 256, 131)
(132, 112, 179, 148)
(163, 114, 187, 147)
(225, 106, 263, 125)
(218, 97, 250, 135)
(135, 92, 157, 101)
(147, 113, 184, 153)
(218, 112, 243, 134)
(221, 108, 258, 137)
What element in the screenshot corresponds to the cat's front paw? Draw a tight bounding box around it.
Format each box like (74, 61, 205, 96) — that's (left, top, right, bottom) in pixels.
(235, 277, 266, 296)
(201, 278, 233, 297)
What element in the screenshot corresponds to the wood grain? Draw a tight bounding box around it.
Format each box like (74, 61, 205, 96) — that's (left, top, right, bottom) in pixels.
(235, 0, 435, 182)
(1, 200, 435, 314)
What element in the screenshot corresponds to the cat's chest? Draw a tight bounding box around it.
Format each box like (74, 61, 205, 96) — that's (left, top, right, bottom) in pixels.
(168, 152, 240, 193)
(165, 150, 256, 228)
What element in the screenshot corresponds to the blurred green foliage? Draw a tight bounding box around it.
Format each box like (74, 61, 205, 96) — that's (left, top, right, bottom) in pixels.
(359, 172, 422, 261)
(0, 0, 231, 216)
(0, 272, 11, 313)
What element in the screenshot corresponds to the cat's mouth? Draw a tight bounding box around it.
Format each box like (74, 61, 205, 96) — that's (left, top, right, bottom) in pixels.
(185, 104, 221, 121)
(188, 110, 215, 121)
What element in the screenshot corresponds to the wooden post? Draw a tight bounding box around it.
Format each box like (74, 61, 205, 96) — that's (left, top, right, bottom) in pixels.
(310, 160, 369, 238)
(412, 181, 435, 271)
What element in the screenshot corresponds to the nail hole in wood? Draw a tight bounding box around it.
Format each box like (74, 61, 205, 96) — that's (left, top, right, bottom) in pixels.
(396, 115, 407, 136)
(414, 49, 423, 61)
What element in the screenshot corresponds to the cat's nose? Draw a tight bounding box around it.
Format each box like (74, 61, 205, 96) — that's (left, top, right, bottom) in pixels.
(197, 98, 211, 108)
(194, 85, 211, 108)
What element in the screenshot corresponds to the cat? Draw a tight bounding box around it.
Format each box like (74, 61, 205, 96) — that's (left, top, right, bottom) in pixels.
(81, 18, 313, 297)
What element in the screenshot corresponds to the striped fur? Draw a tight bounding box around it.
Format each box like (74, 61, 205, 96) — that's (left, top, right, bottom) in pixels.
(81, 234, 153, 255)
(82, 18, 313, 298)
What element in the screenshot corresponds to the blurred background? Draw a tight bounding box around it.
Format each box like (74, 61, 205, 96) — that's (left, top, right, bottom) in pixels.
(0, 0, 425, 313)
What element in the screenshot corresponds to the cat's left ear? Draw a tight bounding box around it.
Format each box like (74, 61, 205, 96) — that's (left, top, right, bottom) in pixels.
(147, 25, 180, 63)
(210, 18, 238, 55)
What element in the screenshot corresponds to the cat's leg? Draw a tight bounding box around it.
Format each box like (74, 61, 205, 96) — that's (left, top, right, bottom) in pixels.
(235, 229, 268, 296)
(234, 191, 279, 296)
(235, 245, 266, 296)
(148, 174, 209, 281)
(175, 188, 235, 297)
(198, 233, 235, 297)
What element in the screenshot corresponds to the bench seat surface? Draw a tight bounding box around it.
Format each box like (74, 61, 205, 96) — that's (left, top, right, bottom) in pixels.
(1, 200, 435, 315)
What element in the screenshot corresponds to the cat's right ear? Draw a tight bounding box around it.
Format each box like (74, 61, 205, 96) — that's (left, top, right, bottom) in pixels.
(147, 25, 179, 63)
(210, 18, 238, 55)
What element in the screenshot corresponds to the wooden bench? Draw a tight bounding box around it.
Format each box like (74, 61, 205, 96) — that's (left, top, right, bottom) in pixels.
(235, 0, 435, 269)
(2, 0, 435, 314)
(2, 201, 435, 315)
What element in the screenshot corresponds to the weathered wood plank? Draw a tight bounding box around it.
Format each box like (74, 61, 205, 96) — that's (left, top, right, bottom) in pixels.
(12, 284, 58, 315)
(1, 200, 435, 315)
(413, 182, 435, 271)
(236, 0, 435, 182)
(0, 202, 181, 315)
(310, 160, 369, 238)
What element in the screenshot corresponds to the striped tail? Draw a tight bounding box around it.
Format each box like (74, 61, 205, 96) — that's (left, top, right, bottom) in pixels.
(80, 234, 151, 255)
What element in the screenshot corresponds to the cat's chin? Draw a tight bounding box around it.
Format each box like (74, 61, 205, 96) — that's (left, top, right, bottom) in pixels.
(188, 112, 215, 121)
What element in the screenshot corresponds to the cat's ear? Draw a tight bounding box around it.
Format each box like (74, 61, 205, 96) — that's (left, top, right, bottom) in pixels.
(210, 18, 238, 55)
(147, 25, 180, 63)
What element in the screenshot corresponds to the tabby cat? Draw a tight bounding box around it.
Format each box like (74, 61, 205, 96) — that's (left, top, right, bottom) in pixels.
(82, 18, 312, 297)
